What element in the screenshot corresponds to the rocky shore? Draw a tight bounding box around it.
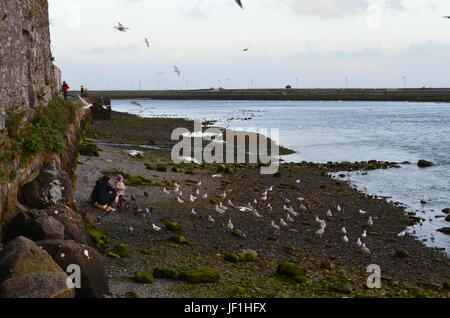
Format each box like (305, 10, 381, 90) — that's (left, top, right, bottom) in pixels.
(70, 111, 450, 298)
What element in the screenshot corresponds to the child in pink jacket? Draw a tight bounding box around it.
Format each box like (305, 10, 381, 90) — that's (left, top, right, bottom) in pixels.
(116, 175, 126, 209)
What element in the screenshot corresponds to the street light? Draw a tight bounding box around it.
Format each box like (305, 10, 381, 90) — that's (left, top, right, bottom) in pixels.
(403, 75, 406, 89)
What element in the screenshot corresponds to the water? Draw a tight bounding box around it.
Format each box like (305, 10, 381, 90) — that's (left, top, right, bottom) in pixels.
(112, 99, 450, 254)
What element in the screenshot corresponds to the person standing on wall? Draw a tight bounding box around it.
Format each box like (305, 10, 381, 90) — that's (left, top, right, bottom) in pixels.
(62, 81, 70, 100)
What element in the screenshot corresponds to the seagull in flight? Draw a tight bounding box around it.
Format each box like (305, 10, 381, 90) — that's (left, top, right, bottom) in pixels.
(174, 66, 181, 76)
(114, 22, 130, 32)
(234, 0, 243, 9)
(442, 16, 450, 19)
(144, 38, 150, 47)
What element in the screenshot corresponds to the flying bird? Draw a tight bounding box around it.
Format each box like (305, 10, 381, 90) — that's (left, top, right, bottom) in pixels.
(442, 16, 450, 19)
(144, 38, 150, 47)
(114, 22, 130, 32)
(234, 0, 243, 9)
(174, 66, 181, 76)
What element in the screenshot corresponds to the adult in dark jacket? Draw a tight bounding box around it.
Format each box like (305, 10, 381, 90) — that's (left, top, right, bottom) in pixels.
(91, 175, 117, 212)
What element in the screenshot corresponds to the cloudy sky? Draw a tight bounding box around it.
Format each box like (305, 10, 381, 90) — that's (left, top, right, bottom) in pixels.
(48, 0, 450, 90)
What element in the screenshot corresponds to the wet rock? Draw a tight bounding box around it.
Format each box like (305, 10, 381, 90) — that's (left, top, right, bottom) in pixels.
(170, 236, 189, 245)
(178, 268, 220, 284)
(37, 240, 109, 298)
(442, 208, 450, 214)
(276, 262, 307, 283)
(445, 215, 450, 222)
(417, 160, 434, 168)
(5, 205, 90, 245)
(28, 214, 65, 241)
(21, 165, 74, 209)
(231, 229, 244, 238)
(134, 272, 154, 284)
(153, 267, 178, 279)
(0, 272, 74, 298)
(0, 236, 63, 283)
(437, 227, 450, 235)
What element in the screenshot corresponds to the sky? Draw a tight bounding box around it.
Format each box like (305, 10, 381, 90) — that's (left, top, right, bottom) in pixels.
(48, 0, 450, 90)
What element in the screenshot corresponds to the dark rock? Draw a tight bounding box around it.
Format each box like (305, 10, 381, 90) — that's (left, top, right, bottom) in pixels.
(5, 205, 91, 245)
(442, 208, 450, 214)
(0, 272, 74, 298)
(37, 240, 109, 298)
(446, 215, 450, 222)
(178, 268, 220, 284)
(417, 160, 434, 168)
(21, 165, 75, 209)
(28, 214, 65, 241)
(84, 218, 110, 252)
(437, 227, 450, 235)
(0, 236, 63, 283)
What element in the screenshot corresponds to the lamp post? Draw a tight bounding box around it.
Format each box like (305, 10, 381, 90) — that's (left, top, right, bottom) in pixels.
(403, 75, 406, 89)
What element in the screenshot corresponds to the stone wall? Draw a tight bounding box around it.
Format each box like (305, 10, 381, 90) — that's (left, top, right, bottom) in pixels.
(0, 0, 59, 130)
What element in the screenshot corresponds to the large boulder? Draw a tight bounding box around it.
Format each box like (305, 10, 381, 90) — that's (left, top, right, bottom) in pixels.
(5, 205, 91, 245)
(21, 164, 75, 209)
(0, 236, 64, 283)
(0, 272, 74, 298)
(37, 240, 109, 298)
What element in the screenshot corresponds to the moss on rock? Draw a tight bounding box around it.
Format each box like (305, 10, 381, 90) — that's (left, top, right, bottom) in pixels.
(153, 267, 179, 279)
(224, 253, 240, 263)
(165, 221, 183, 232)
(112, 244, 131, 258)
(276, 262, 307, 283)
(178, 268, 220, 284)
(134, 272, 154, 284)
(84, 218, 110, 252)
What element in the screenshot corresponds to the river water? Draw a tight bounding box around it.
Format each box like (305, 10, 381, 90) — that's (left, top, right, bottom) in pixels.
(112, 99, 450, 255)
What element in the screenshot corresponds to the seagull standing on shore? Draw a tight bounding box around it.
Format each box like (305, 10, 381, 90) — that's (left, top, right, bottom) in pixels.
(227, 219, 234, 231)
(337, 205, 342, 212)
(215, 205, 226, 215)
(361, 244, 371, 254)
(177, 197, 184, 204)
(326, 210, 333, 217)
(342, 235, 349, 243)
(271, 221, 280, 232)
(202, 193, 208, 199)
(280, 218, 288, 227)
(362, 230, 367, 238)
(359, 209, 367, 215)
(208, 215, 216, 224)
(315, 226, 325, 237)
(189, 194, 197, 202)
(152, 224, 161, 231)
(367, 216, 374, 227)
(356, 238, 363, 247)
(341, 227, 347, 235)
(163, 188, 170, 195)
(398, 231, 406, 237)
(191, 209, 198, 216)
(287, 214, 294, 222)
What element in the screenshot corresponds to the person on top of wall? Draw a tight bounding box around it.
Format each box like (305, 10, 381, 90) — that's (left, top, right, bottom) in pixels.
(62, 81, 70, 100)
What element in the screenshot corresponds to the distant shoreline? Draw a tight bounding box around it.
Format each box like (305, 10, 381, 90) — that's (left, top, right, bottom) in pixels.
(71, 88, 450, 102)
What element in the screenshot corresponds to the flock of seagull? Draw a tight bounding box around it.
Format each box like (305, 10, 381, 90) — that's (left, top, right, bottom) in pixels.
(131, 175, 417, 257)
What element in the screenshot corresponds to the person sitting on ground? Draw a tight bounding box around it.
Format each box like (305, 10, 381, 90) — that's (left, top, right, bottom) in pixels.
(91, 175, 117, 212)
(115, 175, 126, 210)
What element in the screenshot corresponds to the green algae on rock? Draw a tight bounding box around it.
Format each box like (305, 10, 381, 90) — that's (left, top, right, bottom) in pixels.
(276, 262, 307, 283)
(112, 244, 131, 259)
(134, 272, 154, 284)
(178, 268, 220, 284)
(153, 267, 179, 279)
(84, 218, 110, 252)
